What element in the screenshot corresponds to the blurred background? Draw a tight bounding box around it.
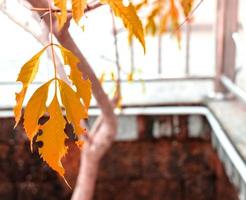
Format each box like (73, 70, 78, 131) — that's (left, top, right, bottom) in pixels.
(0, 0, 246, 199)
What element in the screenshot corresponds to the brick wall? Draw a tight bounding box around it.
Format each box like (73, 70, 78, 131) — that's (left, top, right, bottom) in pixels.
(0, 117, 238, 200)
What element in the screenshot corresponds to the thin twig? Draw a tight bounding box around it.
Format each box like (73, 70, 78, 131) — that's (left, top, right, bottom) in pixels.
(30, 2, 102, 14)
(48, 0, 57, 91)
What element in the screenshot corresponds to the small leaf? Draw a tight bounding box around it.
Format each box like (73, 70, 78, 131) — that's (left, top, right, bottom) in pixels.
(72, 0, 87, 23)
(53, 0, 68, 30)
(169, 0, 181, 44)
(145, 6, 159, 36)
(101, 0, 145, 52)
(99, 72, 105, 84)
(59, 79, 87, 136)
(14, 46, 48, 126)
(58, 45, 92, 109)
(24, 80, 51, 148)
(180, 0, 194, 18)
(127, 72, 134, 82)
(159, 12, 170, 34)
(38, 94, 68, 177)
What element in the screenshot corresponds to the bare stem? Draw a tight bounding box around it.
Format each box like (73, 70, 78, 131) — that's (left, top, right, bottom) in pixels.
(30, 2, 102, 14)
(48, 0, 57, 92)
(111, 9, 121, 100)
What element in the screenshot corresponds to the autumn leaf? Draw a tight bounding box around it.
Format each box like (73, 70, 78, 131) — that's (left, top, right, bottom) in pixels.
(38, 94, 68, 177)
(99, 72, 105, 84)
(127, 72, 134, 82)
(169, 0, 181, 44)
(180, 0, 194, 18)
(145, 6, 159, 35)
(159, 12, 170, 34)
(59, 79, 87, 136)
(101, 0, 146, 52)
(72, 0, 87, 23)
(57, 45, 92, 109)
(135, 0, 148, 11)
(53, 0, 67, 30)
(14, 46, 48, 126)
(23, 80, 51, 148)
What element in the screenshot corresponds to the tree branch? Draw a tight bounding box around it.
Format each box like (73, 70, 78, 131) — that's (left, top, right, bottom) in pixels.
(26, 1, 117, 200)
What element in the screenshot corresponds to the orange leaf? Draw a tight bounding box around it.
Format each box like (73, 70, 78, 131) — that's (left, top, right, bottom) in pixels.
(53, 0, 67, 30)
(23, 80, 51, 148)
(59, 79, 87, 136)
(14, 46, 48, 126)
(101, 0, 146, 52)
(180, 0, 194, 18)
(38, 94, 68, 177)
(72, 0, 87, 23)
(169, 0, 181, 44)
(58, 45, 92, 109)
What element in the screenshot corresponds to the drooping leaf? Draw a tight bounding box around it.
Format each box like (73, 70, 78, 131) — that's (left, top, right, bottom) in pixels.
(58, 45, 92, 109)
(23, 80, 51, 148)
(169, 0, 181, 44)
(159, 12, 170, 34)
(180, 0, 194, 18)
(135, 0, 148, 11)
(101, 0, 145, 52)
(145, 6, 159, 35)
(14, 46, 48, 126)
(38, 94, 68, 177)
(53, 0, 67, 30)
(59, 79, 87, 136)
(72, 0, 87, 23)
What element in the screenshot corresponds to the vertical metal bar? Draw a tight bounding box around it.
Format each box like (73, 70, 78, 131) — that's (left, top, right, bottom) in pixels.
(185, 23, 191, 76)
(215, 0, 238, 92)
(158, 35, 162, 75)
(130, 39, 134, 73)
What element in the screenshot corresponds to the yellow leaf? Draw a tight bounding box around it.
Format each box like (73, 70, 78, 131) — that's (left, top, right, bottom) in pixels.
(101, 0, 145, 52)
(145, 6, 159, 36)
(59, 79, 87, 136)
(58, 45, 92, 109)
(169, 0, 181, 44)
(23, 80, 51, 147)
(54, 0, 67, 30)
(160, 12, 170, 34)
(145, 18, 157, 35)
(180, 0, 194, 18)
(99, 72, 105, 84)
(14, 46, 48, 126)
(135, 0, 148, 11)
(72, 0, 87, 23)
(110, 71, 115, 81)
(127, 72, 134, 82)
(38, 94, 68, 177)
(70, 68, 92, 109)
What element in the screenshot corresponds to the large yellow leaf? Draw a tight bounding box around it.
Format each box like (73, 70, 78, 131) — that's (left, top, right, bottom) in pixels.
(14, 46, 48, 126)
(38, 94, 68, 177)
(101, 0, 145, 52)
(53, 0, 67, 30)
(72, 0, 87, 23)
(59, 79, 87, 136)
(23, 80, 51, 148)
(58, 45, 92, 109)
